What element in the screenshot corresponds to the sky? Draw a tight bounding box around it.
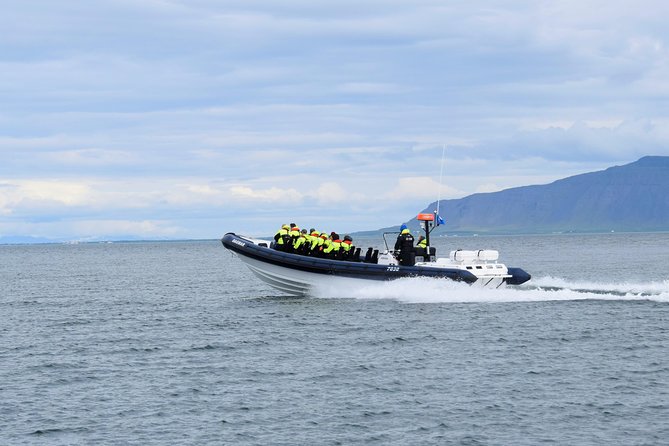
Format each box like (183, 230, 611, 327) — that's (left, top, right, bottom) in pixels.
(1, 0, 669, 241)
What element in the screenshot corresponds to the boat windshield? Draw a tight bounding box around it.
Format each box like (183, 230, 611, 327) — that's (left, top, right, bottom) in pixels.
(382, 232, 400, 252)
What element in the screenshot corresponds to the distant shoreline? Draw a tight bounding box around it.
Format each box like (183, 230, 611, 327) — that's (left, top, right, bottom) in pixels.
(3, 230, 669, 246)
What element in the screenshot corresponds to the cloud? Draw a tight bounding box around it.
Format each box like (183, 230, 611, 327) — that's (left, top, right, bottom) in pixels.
(0, 180, 93, 215)
(337, 82, 408, 95)
(2, 1, 669, 239)
(386, 177, 463, 201)
(475, 183, 504, 194)
(48, 148, 140, 166)
(229, 185, 302, 202)
(70, 219, 181, 238)
(471, 119, 669, 162)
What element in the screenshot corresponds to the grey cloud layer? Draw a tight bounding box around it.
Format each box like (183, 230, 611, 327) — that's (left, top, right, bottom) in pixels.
(1, 1, 668, 238)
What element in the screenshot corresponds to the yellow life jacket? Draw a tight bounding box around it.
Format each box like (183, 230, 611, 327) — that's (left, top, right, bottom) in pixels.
(275, 228, 288, 245)
(322, 239, 334, 253)
(294, 234, 306, 250)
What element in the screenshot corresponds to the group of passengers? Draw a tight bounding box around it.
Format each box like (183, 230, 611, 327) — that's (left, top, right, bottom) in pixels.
(274, 223, 431, 265)
(273, 223, 358, 261)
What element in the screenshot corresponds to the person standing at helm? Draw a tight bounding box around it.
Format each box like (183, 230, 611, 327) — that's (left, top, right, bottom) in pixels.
(394, 224, 415, 265)
(274, 224, 290, 251)
(394, 224, 413, 249)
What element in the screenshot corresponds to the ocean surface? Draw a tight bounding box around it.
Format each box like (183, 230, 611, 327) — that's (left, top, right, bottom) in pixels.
(1, 232, 668, 445)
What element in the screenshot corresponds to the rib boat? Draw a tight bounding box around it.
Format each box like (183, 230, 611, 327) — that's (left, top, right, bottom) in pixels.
(221, 214, 530, 296)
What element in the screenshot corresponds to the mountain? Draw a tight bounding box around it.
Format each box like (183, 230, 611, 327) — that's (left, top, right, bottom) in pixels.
(405, 156, 669, 234)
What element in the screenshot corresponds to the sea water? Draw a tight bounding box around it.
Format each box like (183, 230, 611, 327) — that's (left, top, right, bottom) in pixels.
(1, 233, 668, 445)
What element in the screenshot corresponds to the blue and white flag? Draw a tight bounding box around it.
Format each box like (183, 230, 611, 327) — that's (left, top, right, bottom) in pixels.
(436, 214, 445, 226)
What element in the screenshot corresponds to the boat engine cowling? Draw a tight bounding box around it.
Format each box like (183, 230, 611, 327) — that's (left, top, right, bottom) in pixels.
(476, 250, 499, 261)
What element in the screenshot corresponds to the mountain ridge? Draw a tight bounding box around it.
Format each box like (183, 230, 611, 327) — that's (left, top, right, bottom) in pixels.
(374, 156, 669, 235)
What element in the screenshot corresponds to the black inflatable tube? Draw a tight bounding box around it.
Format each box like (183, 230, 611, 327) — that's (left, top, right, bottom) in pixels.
(506, 267, 532, 285)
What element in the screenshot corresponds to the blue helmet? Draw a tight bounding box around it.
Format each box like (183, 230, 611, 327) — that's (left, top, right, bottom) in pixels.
(400, 224, 407, 231)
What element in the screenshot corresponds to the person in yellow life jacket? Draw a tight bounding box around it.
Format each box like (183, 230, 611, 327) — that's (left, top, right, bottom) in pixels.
(298, 229, 310, 254)
(302, 228, 312, 253)
(316, 232, 328, 257)
(321, 234, 336, 257)
(273, 224, 290, 251)
(307, 228, 316, 244)
(293, 229, 309, 254)
(417, 235, 427, 249)
(324, 232, 341, 259)
(340, 235, 353, 260)
(302, 228, 314, 252)
(308, 229, 321, 255)
(288, 226, 301, 252)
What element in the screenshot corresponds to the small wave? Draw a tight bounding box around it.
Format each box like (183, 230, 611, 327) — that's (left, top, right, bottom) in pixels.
(312, 276, 669, 303)
(529, 276, 669, 297)
(184, 344, 235, 352)
(31, 429, 64, 436)
(30, 427, 89, 436)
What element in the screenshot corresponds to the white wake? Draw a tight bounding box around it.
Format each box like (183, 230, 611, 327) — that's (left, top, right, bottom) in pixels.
(312, 276, 669, 303)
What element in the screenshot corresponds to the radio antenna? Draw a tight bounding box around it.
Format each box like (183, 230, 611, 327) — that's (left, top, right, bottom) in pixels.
(436, 144, 446, 217)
